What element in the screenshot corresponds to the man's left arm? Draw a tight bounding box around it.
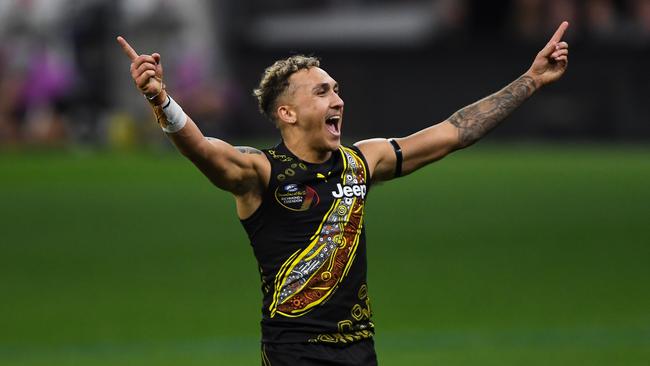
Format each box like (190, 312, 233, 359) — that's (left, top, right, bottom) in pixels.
(357, 21, 570, 182)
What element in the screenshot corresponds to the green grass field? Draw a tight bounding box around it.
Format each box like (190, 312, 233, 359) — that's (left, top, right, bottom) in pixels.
(1, 144, 649, 365)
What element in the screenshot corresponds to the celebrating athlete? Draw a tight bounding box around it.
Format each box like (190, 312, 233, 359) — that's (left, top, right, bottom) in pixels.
(117, 20, 569, 365)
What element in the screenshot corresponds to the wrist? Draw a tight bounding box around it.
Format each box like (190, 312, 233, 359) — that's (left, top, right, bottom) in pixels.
(524, 71, 543, 91)
(151, 94, 187, 133)
(146, 89, 168, 107)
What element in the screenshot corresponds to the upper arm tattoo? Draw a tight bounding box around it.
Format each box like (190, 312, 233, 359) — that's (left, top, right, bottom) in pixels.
(205, 138, 263, 155)
(448, 75, 536, 148)
(235, 146, 263, 155)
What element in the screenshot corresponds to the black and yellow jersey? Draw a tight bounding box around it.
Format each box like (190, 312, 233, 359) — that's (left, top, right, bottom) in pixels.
(241, 141, 373, 344)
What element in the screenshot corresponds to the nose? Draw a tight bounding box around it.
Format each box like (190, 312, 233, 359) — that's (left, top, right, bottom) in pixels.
(331, 92, 344, 109)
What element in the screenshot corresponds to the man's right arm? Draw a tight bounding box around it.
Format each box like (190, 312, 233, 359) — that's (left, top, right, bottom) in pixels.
(116, 36, 269, 198)
(161, 100, 268, 196)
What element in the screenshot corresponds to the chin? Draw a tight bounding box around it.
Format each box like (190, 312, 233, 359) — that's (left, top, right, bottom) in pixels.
(326, 138, 341, 151)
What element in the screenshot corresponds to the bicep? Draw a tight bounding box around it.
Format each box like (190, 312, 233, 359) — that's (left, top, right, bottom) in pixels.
(199, 139, 269, 195)
(396, 121, 459, 175)
(167, 119, 267, 194)
(356, 121, 459, 182)
(354, 138, 398, 182)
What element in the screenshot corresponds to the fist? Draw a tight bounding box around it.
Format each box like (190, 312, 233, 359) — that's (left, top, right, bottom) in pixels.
(117, 36, 165, 101)
(130, 53, 164, 98)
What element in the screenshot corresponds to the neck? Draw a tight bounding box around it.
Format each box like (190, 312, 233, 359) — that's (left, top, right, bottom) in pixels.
(283, 136, 333, 164)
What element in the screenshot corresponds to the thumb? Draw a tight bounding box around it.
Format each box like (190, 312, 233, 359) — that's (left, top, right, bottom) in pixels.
(152, 53, 161, 65)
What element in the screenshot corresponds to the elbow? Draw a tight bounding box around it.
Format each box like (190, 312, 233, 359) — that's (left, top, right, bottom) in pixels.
(176, 145, 195, 159)
(448, 125, 480, 151)
(454, 139, 475, 151)
(440, 125, 466, 153)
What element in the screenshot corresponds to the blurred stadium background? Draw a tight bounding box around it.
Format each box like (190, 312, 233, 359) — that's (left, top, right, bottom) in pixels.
(1, 0, 649, 365)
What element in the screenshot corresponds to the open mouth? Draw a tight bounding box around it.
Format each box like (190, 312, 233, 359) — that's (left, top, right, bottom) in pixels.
(325, 115, 341, 136)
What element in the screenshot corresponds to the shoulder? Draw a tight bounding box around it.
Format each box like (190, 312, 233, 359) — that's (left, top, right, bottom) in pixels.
(233, 145, 272, 174)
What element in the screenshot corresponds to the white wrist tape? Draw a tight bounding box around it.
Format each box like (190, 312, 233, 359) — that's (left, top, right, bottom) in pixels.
(161, 96, 187, 133)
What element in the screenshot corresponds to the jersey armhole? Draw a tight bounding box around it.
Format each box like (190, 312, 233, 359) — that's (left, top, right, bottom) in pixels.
(240, 149, 275, 224)
(349, 145, 373, 188)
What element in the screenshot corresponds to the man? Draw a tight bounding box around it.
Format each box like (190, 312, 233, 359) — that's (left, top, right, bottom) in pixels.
(117, 20, 569, 365)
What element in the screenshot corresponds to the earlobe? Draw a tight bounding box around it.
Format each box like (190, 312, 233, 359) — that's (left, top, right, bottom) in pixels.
(277, 105, 297, 124)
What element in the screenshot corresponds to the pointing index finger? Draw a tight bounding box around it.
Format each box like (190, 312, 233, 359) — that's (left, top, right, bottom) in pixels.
(116, 36, 138, 61)
(549, 21, 569, 44)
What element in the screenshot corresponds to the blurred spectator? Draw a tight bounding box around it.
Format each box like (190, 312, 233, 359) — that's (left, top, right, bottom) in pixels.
(584, 0, 621, 41)
(67, 0, 119, 145)
(510, 0, 546, 41)
(546, 0, 580, 38)
(627, 0, 650, 41)
(0, 0, 74, 146)
(0, 48, 21, 142)
(164, 0, 235, 138)
(435, 0, 470, 36)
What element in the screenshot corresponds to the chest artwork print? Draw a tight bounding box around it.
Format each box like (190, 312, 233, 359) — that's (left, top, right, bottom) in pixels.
(269, 147, 368, 318)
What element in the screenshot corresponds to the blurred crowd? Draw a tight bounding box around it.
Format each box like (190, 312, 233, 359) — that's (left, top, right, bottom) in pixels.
(0, 0, 648, 148)
(459, 0, 650, 44)
(250, 0, 650, 43)
(0, 0, 232, 148)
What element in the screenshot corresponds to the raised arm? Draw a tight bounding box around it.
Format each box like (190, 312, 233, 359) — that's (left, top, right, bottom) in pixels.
(357, 21, 570, 182)
(116, 36, 269, 215)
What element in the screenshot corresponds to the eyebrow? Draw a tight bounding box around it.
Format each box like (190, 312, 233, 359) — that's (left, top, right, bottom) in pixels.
(312, 82, 339, 93)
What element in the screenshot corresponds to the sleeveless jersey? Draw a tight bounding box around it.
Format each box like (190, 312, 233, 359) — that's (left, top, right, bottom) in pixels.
(241, 141, 374, 344)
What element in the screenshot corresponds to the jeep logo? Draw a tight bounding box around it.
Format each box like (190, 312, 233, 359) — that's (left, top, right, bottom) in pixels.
(331, 183, 366, 199)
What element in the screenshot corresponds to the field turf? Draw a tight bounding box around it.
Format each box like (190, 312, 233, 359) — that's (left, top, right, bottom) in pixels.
(1, 144, 649, 365)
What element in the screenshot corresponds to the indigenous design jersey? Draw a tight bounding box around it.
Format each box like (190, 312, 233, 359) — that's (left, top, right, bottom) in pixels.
(241, 142, 374, 344)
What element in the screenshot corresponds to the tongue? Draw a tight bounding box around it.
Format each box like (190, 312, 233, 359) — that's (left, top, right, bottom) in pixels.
(326, 122, 339, 136)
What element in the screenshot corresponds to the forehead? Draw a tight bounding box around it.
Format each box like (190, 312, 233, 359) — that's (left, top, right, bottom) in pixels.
(288, 67, 337, 90)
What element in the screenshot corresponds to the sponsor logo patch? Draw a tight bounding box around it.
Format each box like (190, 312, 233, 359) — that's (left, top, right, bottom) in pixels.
(275, 183, 320, 211)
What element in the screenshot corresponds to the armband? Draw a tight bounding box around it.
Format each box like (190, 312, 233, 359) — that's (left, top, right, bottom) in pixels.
(388, 138, 403, 178)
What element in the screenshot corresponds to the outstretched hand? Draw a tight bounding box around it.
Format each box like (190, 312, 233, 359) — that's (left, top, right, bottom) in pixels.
(116, 36, 165, 102)
(527, 21, 570, 88)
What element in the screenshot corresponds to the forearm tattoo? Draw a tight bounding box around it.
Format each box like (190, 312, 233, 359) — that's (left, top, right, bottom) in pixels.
(448, 75, 536, 148)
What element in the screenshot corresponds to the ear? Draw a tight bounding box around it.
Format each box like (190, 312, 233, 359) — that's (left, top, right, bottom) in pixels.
(277, 105, 297, 125)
